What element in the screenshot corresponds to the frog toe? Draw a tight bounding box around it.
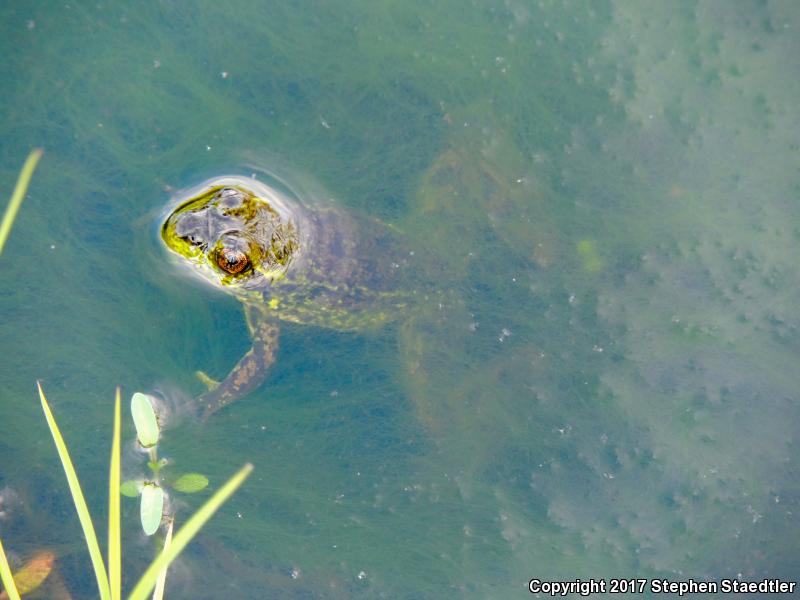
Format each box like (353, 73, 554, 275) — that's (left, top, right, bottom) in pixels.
(195, 370, 220, 391)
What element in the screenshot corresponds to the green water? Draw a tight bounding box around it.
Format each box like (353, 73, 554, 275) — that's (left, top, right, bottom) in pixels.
(1, 1, 799, 598)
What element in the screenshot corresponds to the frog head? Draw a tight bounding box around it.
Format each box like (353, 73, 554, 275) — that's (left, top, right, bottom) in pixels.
(161, 177, 299, 293)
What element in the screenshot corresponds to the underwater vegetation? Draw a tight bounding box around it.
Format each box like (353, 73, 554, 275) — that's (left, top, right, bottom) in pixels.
(0, 1, 798, 597)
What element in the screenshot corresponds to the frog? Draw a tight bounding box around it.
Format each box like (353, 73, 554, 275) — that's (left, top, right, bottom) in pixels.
(160, 174, 422, 419)
(397, 114, 563, 432)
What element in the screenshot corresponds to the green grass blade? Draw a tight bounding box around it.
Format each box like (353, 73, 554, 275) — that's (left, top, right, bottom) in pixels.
(37, 381, 111, 600)
(0, 537, 21, 600)
(127, 463, 253, 600)
(151, 517, 174, 600)
(0, 149, 43, 256)
(109, 388, 122, 600)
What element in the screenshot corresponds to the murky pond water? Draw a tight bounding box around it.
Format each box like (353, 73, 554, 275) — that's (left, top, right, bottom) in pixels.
(1, 1, 798, 598)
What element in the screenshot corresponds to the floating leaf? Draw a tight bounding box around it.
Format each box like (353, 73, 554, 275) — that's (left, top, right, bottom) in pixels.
(0, 537, 21, 600)
(576, 239, 604, 273)
(131, 393, 159, 448)
(120, 479, 141, 498)
(4, 550, 54, 597)
(140, 484, 164, 536)
(172, 473, 209, 494)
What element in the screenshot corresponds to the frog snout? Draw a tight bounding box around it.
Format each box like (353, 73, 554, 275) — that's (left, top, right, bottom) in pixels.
(217, 232, 251, 253)
(215, 187, 247, 210)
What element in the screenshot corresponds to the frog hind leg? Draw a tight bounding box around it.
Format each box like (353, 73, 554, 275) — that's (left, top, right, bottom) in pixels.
(397, 292, 471, 433)
(197, 304, 280, 420)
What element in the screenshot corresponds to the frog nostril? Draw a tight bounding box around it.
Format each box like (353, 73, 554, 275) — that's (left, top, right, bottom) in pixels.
(182, 233, 203, 246)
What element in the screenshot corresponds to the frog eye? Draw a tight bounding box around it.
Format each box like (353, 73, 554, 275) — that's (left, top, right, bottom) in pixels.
(216, 247, 250, 274)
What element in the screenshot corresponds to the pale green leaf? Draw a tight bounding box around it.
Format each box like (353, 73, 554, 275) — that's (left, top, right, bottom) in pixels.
(172, 473, 209, 494)
(140, 484, 164, 536)
(120, 480, 142, 498)
(131, 393, 159, 448)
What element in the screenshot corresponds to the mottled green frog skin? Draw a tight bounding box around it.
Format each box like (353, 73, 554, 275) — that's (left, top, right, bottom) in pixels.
(161, 175, 417, 418)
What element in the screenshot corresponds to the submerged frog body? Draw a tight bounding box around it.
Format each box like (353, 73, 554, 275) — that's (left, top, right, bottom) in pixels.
(161, 174, 417, 418)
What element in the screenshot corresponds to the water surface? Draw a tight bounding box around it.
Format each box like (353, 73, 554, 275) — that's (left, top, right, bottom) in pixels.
(1, 1, 798, 598)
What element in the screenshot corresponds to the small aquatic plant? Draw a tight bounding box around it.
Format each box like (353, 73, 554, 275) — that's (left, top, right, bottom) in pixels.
(123, 392, 210, 536)
(0, 152, 252, 600)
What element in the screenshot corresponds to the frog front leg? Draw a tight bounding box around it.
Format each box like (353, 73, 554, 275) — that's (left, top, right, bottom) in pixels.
(197, 303, 280, 419)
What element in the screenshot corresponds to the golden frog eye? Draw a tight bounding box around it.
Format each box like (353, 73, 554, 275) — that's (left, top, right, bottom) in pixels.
(216, 247, 250, 274)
